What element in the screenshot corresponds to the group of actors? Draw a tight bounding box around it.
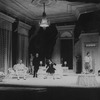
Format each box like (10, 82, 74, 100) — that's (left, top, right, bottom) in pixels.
(13, 53, 56, 79)
(30, 53, 56, 78)
(12, 51, 93, 80)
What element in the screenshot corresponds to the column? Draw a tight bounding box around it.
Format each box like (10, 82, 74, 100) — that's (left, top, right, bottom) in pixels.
(18, 21, 31, 66)
(0, 12, 15, 74)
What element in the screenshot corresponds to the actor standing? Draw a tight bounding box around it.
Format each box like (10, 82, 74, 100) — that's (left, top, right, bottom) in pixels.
(33, 53, 40, 78)
(84, 52, 92, 74)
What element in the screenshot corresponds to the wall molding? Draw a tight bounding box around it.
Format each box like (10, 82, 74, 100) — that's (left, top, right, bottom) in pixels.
(56, 25, 75, 31)
(79, 32, 99, 39)
(0, 12, 15, 23)
(19, 21, 31, 31)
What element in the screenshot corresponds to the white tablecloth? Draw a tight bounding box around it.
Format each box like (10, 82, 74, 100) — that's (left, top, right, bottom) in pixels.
(77, 74, 98, 87)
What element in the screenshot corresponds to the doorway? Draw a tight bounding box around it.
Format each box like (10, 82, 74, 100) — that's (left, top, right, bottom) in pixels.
(60, 39, 73, 69)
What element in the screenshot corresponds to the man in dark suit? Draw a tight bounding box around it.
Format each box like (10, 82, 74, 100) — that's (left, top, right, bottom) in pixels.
(33, 53, 40, 78)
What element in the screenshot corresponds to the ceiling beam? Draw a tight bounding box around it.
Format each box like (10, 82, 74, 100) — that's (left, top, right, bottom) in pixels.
(74, 3, 98, 19)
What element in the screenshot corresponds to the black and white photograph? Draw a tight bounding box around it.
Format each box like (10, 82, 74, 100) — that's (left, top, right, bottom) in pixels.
(0, 0, 100, 100)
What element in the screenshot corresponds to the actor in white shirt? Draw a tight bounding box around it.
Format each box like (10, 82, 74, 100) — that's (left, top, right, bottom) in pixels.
(84, 52, 92, 74)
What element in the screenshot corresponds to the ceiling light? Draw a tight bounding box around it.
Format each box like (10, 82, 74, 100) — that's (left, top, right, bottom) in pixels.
(39, 3, 50, 29)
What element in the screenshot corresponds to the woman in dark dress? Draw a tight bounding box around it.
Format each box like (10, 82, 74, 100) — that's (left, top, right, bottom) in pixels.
(46, 59, 56, 78)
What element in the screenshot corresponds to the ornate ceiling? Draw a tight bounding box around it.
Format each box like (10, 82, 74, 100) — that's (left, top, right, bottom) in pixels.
(0, 0, 100, 26)
(31, 0, 57, 7)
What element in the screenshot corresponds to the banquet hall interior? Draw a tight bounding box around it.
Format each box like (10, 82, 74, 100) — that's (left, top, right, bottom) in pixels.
(1, 0, 100, 100)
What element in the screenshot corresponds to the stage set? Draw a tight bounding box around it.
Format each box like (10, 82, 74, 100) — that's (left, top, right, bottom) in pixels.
(1, 1, 100, 100)
(1, 32, 100, 88)
(0, 65, 100, 88)
(0, 4, 100, 90)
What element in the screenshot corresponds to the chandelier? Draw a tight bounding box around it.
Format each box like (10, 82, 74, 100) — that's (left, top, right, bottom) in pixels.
(39, 3, 50, 29)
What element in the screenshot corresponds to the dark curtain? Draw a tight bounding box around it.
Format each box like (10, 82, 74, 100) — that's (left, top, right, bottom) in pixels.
(29, 24, 58, 63)
(45, 25, 58, 59)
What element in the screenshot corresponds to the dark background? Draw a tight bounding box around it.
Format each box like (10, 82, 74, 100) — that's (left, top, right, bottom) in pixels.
(0, 85, 100, 100)
(61, 39, 73, 69)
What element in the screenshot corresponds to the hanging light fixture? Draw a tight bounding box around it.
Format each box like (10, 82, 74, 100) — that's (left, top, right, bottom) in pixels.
(39, 3, 50, 29)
